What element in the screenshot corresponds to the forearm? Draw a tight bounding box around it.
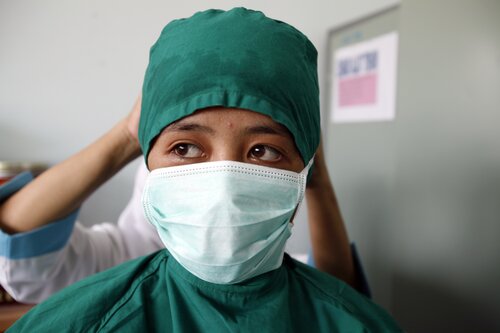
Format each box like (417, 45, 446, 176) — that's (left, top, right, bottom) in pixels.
(306, 144, 357, 287)
(306, 182, 355, 284)
(0, 118, 141, 234)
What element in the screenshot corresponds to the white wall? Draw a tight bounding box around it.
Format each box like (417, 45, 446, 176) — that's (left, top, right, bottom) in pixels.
(0, 0, 398, 251)
(323, 1, 500, 331)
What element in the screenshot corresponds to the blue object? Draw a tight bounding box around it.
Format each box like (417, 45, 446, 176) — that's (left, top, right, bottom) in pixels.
(0, 171, 78, 259)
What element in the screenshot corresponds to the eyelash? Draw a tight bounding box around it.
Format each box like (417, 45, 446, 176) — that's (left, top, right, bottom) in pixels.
(170, 143, 283, 162)
(248, 145, 282, 162)
(171, 143, 204, 159)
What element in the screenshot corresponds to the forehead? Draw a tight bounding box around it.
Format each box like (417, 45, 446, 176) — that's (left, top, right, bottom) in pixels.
(162, 107, 294, 137)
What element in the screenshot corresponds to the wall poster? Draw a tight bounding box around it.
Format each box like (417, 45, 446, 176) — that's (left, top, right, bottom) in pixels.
(330, 31, 399, 123)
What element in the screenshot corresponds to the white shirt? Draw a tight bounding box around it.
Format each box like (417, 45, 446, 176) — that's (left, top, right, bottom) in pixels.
(0, 164, 163, 303)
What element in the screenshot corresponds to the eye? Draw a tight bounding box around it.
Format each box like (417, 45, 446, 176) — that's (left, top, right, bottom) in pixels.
(249, 145, 282, 162)
(172, 143, 203, 158)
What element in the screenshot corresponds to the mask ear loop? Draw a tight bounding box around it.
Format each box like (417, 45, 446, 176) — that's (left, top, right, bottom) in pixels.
(289, 155, 315, 225)
(301, 156, 315, 175)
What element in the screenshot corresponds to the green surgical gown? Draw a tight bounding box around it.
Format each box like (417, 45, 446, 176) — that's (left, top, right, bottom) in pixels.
(9, 250, 401, 332)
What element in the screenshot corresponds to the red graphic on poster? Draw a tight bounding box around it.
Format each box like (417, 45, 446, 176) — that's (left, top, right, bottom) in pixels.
(337, 51, 378, 108)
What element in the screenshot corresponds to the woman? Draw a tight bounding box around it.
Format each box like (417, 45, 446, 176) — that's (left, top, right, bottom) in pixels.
(6, 7, 398, 332)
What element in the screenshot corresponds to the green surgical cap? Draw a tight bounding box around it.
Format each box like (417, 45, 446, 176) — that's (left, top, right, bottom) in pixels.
(139, 7, 320, 164)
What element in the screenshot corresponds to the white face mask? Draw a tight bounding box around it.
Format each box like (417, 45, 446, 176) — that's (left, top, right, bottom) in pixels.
(142, 160, 312, 284)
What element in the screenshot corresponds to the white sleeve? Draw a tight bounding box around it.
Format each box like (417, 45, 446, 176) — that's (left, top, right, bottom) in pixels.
(0, 163, 163, 304)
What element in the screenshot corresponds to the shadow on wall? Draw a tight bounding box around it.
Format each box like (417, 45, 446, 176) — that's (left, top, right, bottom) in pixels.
(391, 271, 500, 333)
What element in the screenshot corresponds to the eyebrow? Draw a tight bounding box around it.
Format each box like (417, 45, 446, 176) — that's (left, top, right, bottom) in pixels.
(163, 120, 291, 138)
(165, 122, 215, 134)
(244, 124, 291, 137)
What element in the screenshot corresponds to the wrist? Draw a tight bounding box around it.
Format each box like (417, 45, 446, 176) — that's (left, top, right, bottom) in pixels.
(104, 119, 142, 170)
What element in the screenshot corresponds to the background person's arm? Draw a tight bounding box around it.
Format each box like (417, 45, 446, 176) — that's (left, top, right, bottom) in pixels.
(0, 97, 152, 304)
(0, 97, 142, 234)
(306, 142, 359, 289)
